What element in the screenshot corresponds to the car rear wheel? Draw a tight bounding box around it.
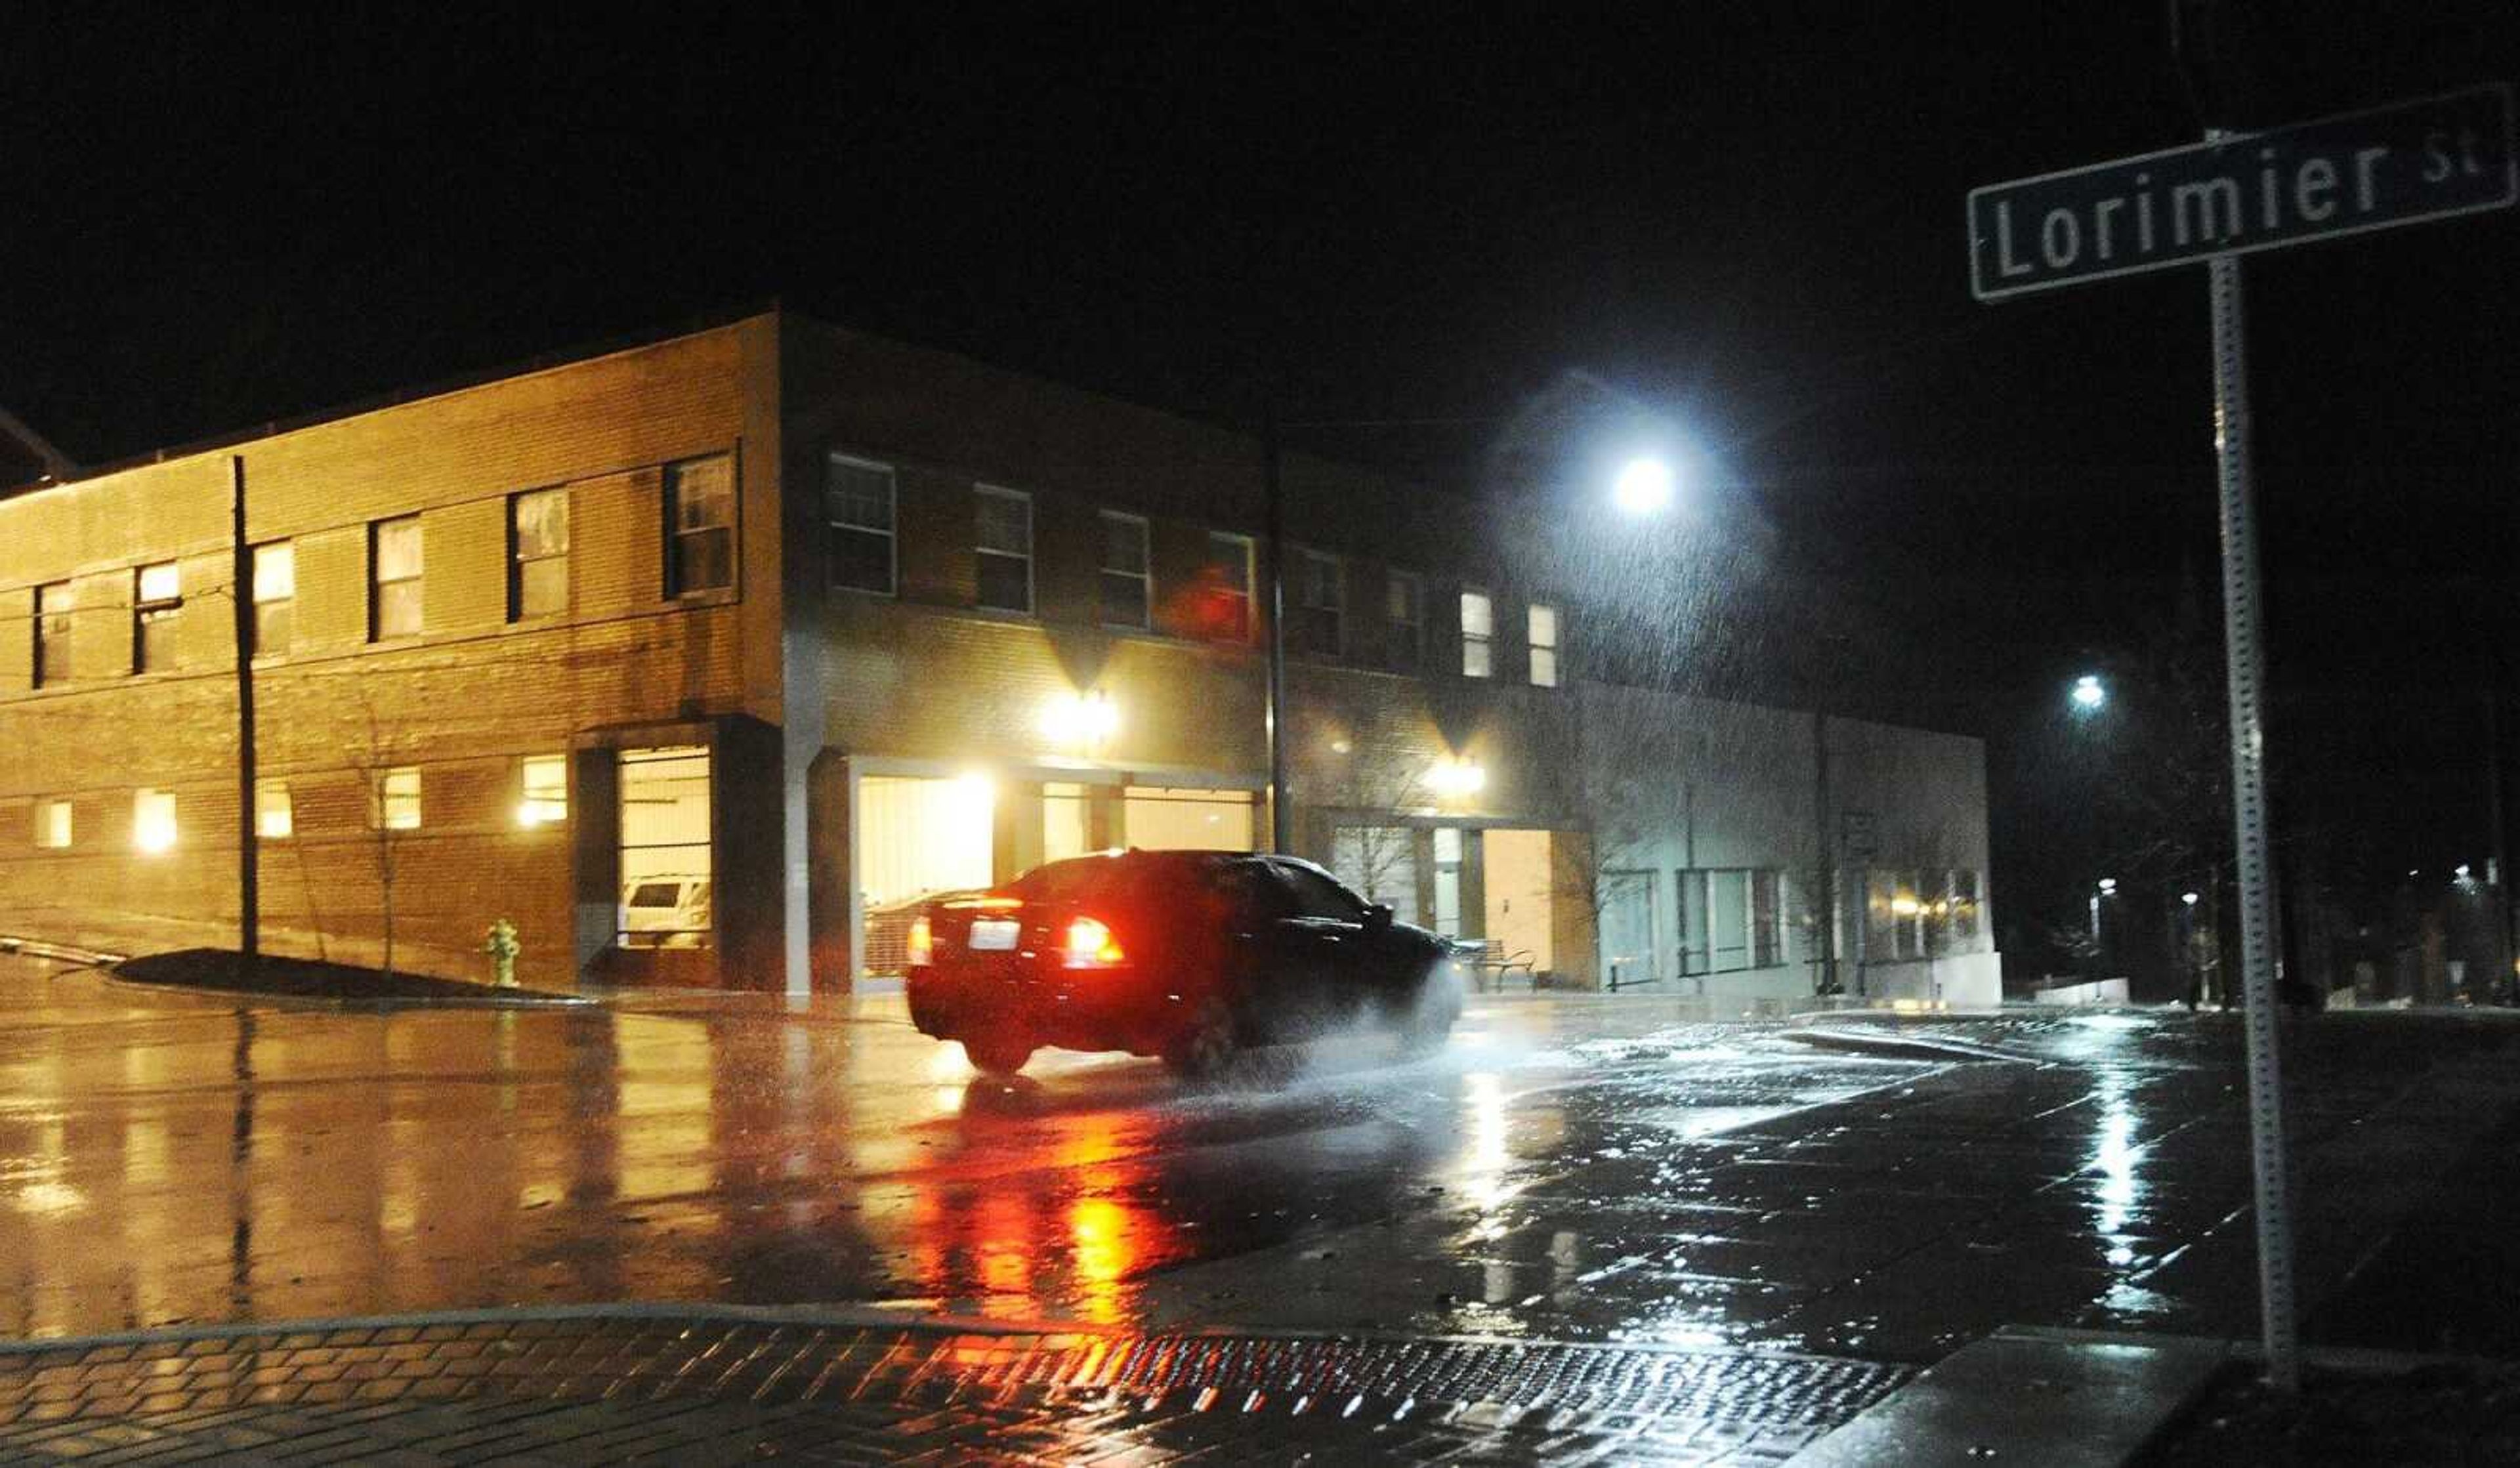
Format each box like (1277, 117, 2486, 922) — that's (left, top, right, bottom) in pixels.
(962, 1034, 1036, 1078)
(1163, 997, 1238, 1080)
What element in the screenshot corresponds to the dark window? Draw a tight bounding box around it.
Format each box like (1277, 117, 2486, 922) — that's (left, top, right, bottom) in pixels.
(1460, 588, 1492, 677)
(251, 542, 293, 658)
(1204, 532, 1253, 641)
(1386, 571, 1423, 670)
(1099, 511, 1151, 628)
(509, 488, 569, 620)
(826, 453, 896, 595)
(133, 562, 180, 673)
(369, 514, 423, 640)
(665, 455, 735, 597)
(33, 581, 71, 686)
(975, 486, 1032, 612)
(1273, 860, 1366, 920)
(1292, 550, 1343, 656)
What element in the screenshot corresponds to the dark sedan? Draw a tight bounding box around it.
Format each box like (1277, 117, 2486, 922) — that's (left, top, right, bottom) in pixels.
(905, 849, 1469, 1078)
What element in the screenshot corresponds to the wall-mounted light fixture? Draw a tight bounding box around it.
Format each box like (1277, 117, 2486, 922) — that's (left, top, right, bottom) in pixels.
(1425, 755, 1486, 799)
(1041, 690, 1120, 749)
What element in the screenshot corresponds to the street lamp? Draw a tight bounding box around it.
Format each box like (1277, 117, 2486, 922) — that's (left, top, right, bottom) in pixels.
(2071, 673, 2107, 712)
(1612, 456, 1677, 516)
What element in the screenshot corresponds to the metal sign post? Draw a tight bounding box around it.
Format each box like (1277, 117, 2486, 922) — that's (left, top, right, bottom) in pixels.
(1968, 85, 2515, 1395)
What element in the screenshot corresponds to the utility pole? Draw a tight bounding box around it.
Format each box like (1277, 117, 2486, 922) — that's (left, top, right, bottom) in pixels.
(2487, 684, 2512, 1001)
(230, 455, 259, 971)
(1261, 394, 1292, 853)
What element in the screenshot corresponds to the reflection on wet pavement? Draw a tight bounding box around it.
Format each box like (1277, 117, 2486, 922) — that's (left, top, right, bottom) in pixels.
(5, 957, 2519, 1368)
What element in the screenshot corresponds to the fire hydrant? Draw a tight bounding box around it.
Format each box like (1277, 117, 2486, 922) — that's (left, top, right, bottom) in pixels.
(484, 918, 520, 988)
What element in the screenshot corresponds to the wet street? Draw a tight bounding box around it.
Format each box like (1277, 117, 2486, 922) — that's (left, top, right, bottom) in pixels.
(7, 952, 2520, 1368)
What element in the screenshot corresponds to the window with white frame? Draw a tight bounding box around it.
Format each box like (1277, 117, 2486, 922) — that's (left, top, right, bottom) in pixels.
(825, 453, 896, 595)
(33, 581, 72, 686)
(1099, 511, 1151, 628)
(33, 798, 71, 849)
(1528, 602, 1561, 686)
(1205, 531, 1253, 641)
(1460, 588, 1492, 678)
(974, 486, 1032, 612)
(518, 755, 568, 826)
(255, 778, 293, 839)
(370, 514, 423, 640)
(509, 488, 569, 621)
(134, 562, 182, 673)
(372, 767, 422, 831)
(1293, 549, 1342, 656)
(665, 454, 736, 597)
(1386, 571, 1423, 671)
(251, 541, 294, 657)
(1678, 867, 1785, 974)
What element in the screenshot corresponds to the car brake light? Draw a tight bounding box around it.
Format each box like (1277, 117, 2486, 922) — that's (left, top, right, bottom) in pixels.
(1062, 915, 1125, 968)
(907, 915, 933, 967)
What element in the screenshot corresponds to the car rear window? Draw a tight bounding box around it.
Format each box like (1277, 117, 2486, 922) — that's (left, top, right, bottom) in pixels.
(1014, 854, 1216, 906)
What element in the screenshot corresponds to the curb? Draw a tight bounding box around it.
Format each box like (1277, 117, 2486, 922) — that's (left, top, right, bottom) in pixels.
(0, 933, 129, 966)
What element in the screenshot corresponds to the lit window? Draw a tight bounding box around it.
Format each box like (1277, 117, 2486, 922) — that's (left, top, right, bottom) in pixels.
(1204, 532, 1254, 641)
(33, 798, 71, 849)
(255, 778, 293, 839)
(133, 789, 177, 853)
(620, 746, 712, 949)
(1293, 550, 1342, 656)
(372, 767, 422, 831)
(665, 455, 736, 597)
(1528, 602, 1560, 687)
(975, 486, 1032, 612)
(518, 754, 568, 826)
(509, 488, 569, 620)
(370, 514, 423, 640)
(1386, 571, 1423, 670)
(251, 542, 294, 657)
(826, 454, 896, 595)
(1099, 511, 1151, 629)
(1460, 589, 1492, 678)
(134, 562, 182, 673)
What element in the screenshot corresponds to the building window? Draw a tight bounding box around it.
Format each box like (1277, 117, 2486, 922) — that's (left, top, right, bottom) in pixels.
(1204, 531, 1254, 641)
(1528, 602, 1561, 687)
(1386, 571, 1423, 671)
(1950, 869, 1984, 949)
(509, 488, 570, 621)
(620, 745, 713, 949)
(1099, 511, 1152, 629)
(1460, 589, 1492, 678)
(1122, 786, 1256, 852)
(255, 778, 293, 839)
(133, 789, 177, 853)
(665, 454, 736, 597)
(518, 754, 568, 826)
(1678, 868, 1783, 973)
(974, 486, 1032, 612)
(33, 798, 71, 849)
(133, 562, 182, 673)
(371, 767, 422, 831)
(825, 453, 896, 596)
(32, 581, 72, 686)
(369, 514, 424, 641)
(1752, 868, 1782, 967)
(1431, 826, 1463, 937)
(251, 541, 294, 658)
(1293, 549, 1342, 656)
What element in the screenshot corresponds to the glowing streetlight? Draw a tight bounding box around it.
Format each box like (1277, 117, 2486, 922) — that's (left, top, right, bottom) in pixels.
(2070, 674, 2107, 711)
(2182, 891, 2200, 906)
(1612, 457, 1677, 515)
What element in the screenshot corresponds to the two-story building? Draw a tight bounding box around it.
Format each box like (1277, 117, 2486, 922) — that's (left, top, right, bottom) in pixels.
(0, 309, 1998, 1002)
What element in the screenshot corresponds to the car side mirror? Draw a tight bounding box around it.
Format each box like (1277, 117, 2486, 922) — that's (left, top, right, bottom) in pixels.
(1364, 903, 1395, 931)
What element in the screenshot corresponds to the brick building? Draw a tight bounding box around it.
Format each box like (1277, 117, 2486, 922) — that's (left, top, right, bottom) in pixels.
(0, 310, 1998, 999)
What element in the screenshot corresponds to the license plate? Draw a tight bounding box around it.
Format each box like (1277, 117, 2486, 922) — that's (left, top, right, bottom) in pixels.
(967, 919, 1021, 952)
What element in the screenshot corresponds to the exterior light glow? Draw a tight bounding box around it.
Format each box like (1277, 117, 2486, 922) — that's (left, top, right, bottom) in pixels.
(2181, 891, 2200, 906)
(1425, 756, 1486, 799)
(1612, 457, 1677, 515)
(2071, 674, 2106, 711)
(1040, 690, 1120, 747)
(2096, 877, 2117, 895)
(2456, 864, 2473, 881)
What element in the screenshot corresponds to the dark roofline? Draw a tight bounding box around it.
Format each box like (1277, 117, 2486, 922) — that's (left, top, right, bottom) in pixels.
(0, 298, 787, 501)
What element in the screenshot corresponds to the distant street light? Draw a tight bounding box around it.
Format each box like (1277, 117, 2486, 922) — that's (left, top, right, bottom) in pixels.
(2183, 891, 2201, 906)
(2071, 673, 2107, 711)
(1612, 457, 1677, 515)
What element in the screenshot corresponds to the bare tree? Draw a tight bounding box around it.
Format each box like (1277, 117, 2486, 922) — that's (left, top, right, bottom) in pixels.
(343, 686, 411, 980)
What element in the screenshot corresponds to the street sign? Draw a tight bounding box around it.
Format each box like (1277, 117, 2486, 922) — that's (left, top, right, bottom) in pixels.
(1969, 84, 2515, 301)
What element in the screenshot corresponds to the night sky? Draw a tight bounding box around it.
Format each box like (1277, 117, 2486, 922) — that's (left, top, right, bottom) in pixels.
(5, 3, 2516, 957)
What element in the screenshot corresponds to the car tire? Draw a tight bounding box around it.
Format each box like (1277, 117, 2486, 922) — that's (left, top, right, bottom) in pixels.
(963, 1034, 1036, 1078)
(1163, 997, 1238, 1081)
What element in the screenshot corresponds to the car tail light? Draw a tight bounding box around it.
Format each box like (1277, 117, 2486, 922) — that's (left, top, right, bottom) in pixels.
(1062, 915, 1125, 969)
(907, 915, 933, 967)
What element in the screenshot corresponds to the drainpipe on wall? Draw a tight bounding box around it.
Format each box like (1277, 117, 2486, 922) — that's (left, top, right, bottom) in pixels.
(231, 455, 259, 973)
(1813, 707, 1838, 996)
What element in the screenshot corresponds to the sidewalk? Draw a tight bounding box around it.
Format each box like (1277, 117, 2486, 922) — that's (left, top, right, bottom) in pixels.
(0, 1306, 1912, 1465)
